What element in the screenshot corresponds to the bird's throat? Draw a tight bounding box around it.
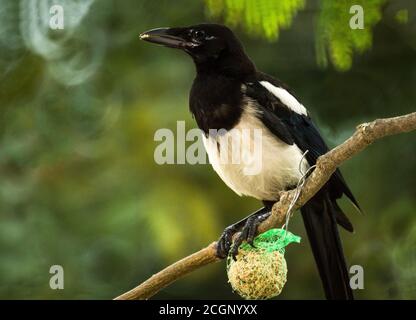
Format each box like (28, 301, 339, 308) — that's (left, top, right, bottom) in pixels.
(189, 73, 244, 133)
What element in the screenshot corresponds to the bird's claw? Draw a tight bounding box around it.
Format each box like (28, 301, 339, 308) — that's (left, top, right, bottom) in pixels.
(229, 212, 271, 261)
(216, 225, 237, 259)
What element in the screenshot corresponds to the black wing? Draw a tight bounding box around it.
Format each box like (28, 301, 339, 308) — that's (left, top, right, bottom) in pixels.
(245, 72, 360, 217)
(246, 73, 361, 299)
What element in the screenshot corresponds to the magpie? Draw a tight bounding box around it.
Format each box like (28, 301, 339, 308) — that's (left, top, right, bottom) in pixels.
(140, 23, 360, 300)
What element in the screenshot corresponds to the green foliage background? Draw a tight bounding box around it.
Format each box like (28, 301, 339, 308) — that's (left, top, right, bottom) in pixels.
(0, 0, 415, 299)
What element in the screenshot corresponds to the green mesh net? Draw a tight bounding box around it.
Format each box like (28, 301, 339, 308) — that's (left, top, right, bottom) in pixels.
(239, 228, 301, 254)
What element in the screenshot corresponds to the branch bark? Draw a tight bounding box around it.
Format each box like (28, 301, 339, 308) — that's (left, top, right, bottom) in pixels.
(114, 112, 416, 300)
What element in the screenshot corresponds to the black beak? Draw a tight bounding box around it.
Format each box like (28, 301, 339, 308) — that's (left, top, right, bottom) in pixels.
(140, 27, 198, 49)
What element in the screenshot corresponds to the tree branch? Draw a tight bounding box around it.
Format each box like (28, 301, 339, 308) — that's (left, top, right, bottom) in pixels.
(114, 112, 416, 300)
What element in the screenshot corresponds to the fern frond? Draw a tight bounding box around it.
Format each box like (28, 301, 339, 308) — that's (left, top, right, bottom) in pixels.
(205, 0, 306, 40)
(316, 0, 386, 71)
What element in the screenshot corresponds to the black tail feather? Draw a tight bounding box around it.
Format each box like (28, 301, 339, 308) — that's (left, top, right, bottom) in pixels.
(332, 201, 354, 232)
(301, 193, 353, 300)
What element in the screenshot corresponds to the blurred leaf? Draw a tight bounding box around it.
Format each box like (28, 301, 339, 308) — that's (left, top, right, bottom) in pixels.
(316, 0, 386, 71)
(395, 9, 408, 24)
(205, 0, 306, 40)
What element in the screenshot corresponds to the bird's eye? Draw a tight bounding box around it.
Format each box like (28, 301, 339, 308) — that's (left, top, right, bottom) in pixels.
(193, 30, 206, 40)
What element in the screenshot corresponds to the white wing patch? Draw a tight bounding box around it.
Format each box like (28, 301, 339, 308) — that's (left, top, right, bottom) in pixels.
(259, 81, 308, 116)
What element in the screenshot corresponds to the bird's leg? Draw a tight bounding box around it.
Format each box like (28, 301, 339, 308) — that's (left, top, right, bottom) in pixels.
(216, 203, 274, 259)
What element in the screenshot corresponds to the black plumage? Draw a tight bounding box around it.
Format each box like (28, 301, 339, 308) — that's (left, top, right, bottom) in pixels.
(141, 23, 360, 300)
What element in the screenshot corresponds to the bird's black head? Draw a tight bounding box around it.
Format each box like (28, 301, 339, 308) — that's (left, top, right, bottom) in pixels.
(140, 24, 255, 77)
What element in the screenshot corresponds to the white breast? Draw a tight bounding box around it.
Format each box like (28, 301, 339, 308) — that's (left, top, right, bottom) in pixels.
(203, 100, 309, 201)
